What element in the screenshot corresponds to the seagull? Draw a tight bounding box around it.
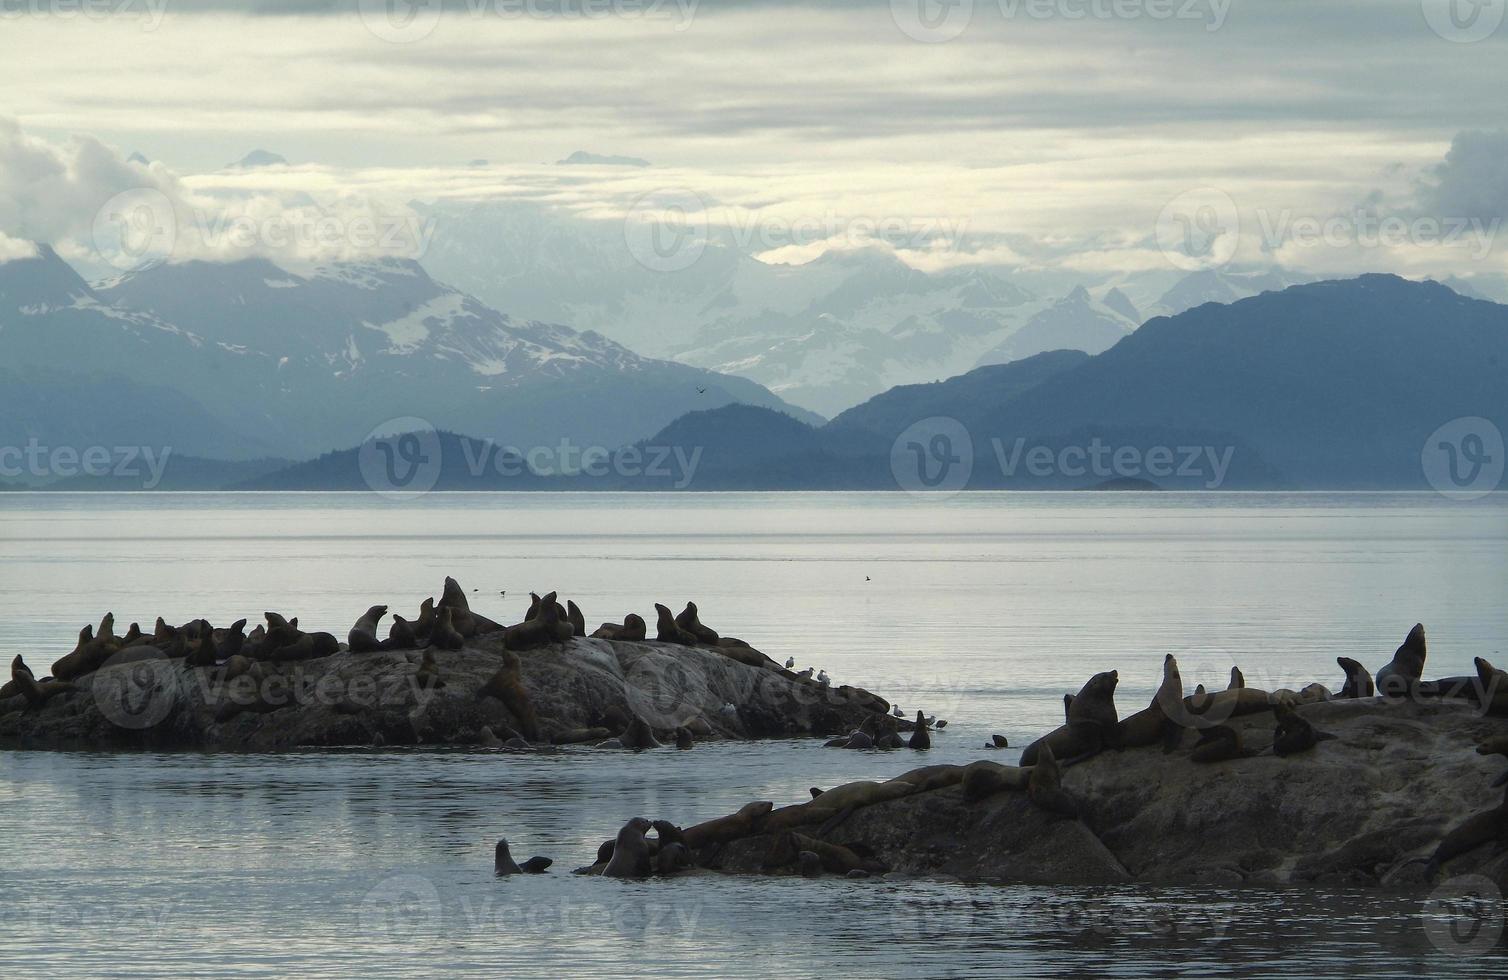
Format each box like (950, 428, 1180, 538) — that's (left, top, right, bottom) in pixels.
(797, 667, 814, 680)
(785, 656, 796, 668)
(923, 715, 936, 727)
(817, 670, 830, 687)
(891, 704, 904, 718)
(696, 386, 707, 395)
(865, 576, 871, 582)
(719, 702, 737, 716)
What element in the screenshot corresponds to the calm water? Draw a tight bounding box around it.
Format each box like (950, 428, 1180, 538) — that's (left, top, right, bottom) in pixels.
(2, 492, 1507, 977)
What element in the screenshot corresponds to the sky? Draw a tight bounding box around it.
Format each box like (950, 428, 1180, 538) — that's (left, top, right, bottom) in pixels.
(2, 0, 1507, 279)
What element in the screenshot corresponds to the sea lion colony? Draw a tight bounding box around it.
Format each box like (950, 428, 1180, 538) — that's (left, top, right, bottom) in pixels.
(0, 577, 912, 748)
(581, 622, 1508, 882)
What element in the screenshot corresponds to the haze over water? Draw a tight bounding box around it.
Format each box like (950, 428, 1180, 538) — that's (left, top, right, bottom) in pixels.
(2, 491, 1506, 976)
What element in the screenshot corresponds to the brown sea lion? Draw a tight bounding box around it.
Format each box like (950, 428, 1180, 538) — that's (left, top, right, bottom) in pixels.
(1426, 787, 1508, 878)
(504, 592, 569, 650)
(524, 593, 541, 621)
(674, 602, 720, 644)
(1376, 623, 1427, 698)
(908, 710, 931, 750)
(1027, 742, 1078, 818)
(1115, 654, 1181, 749)
(1062, 693, 1073, 723)
(51, 625, 112, 680)
(566, 600, 586, 637)
(477, 650, 539, 740)
(1190, 725, 1255, 763)
(1067, 670, 1120, 739)
(414, 648, 445, 690)
(1475, 657, 1508, 716)
(10, 654, 75, 707)
(682, 801, 773, 849)
(1272, 702, 1336, 756)
(961, 760, 1030, 802)
(348, 604, 388, 654)
(654, 603, 699, 645)
(217, 619, 248, 661)
(602, 817, 654, 877)
(384, 615, 418, 651)
(119, 623, 144, 648)
(619, 715, 662, 750)
(185, 622, 219, 667)
(591, 614, 648, 642)
(1019, 720, 1106, 767)
(1337, 657, 1374, 699)
(1229, 666, 1245, 690)
(494, 839, 551, 875)
(439, 576, 501, 636)
(413, 598, 436, 640)
(429, 607, 465, 652)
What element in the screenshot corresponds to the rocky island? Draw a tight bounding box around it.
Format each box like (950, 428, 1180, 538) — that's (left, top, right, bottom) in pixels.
(0, 579, 899, 750)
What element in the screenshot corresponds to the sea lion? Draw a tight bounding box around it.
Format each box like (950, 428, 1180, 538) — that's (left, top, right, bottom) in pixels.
(51, 625, 117, 680)
(185, 622, 219, 667)
(1229, 666, 1245, 690)
(656, 842, 691, 875)
(524, 593, 541, 621)
(888, 764, 965, 794)
(674, 602, 720, 645)
(348, 605, 388, 654)
(503, 592, 569, 651)
(1117, 654, 1181, 749)
(602, 817, 654, 877)
(216, 619, 247, 661)
(875, 732, 904, 749)
(119, 623, 144, 648)
(10, 654, 76, 707)
(1425, 785, 1508, 878)
(1190, 725, 1254, 763)
(908, 710, 931, 750)
(479, 726, 505, 748)
(1067, 670, 1120, 739)
(798, 851, 823, 877)
(961, 760, 1030, 802)
(384, 615, 418, 651)
(1019, 720, 1106, 767)
(477, 650, 540, 740)
(988, 734, 1009, 749)
(1475, 657, 1508, 715)
(413, 598, 436, 640)
(1337, 657, 1374, 699)
(439, 576, 501, 636)
(551, 727, 613, 745)
(414, 649, 445, 690)
(1272, 702, 1336, 756)
(620, 715, 663, 750)
(591, 614, 647, 642)
(0, 655, 35, 699)
(494, 839, 552, 875)
(427, 607, 465, 652)
(1027, 742, 1078, 818)
(654, 604, 699, 645)
(96, 612, 116, 644)
(844, 730, 874, 750)
(271, 631, 339, 662)
(682, 801, 773, 849)
(1376, 623, 1427, 698)
(264, 612, 293, 631)
(565, 600, 586, 638)
(1063, 693, 1073, 723)
(674, 727, 694, 749)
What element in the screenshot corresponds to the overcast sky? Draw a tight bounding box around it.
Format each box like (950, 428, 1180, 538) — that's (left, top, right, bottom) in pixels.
(2, 0, 1507, 277)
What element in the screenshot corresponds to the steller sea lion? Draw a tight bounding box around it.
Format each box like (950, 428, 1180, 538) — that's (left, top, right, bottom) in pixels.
(477, 650, 539, 740)
(429, 607, 465, 652)
(413, 598, 436, 641)
(1063, 693, 1073, 723)
(682, 801, 773, 850)
(908, 710, 931, 750)
(591, 614, 647, 642)
(961, 760, 1030, 802)
(1027, 742, 1078, 819)
(1474, 657, 1508, 715)
(656, 842, 691, 875)
(566, 600, 586, 638)
(384, 615, 418, 651)
(0, 655, 34, 700)
(51, 624, 119, 680)
(1117, 655, 1181, 750)
(504, 592, 569, 650)
(674, 602, 720, 644)
(1337, 657, 1374, 699)
(414, 649, 445, 690)
(119, 623, 144, 648)
(1019, 720, 1105, 767)
(1376, 623, 1427, 698)
(217, 620, 247, 661)
(440, 576, 501, 636)
(654, 604, 699, 645)
(1229, 666, 1245, 690)
(1425, 783, 1508, 878)
(185, 622, 219, 667)
(1190, 725, 1255, 763)
(1272, 702, 1336, 756)
(494, 839, 551, 875)
(619, 715, 663, 750)
(602, 817, 654, 877)
(10, 654, 76, 707)
(348, 605, 388, 653)
(1067, 670, 1120, 740)
(524, 593, 540, 621)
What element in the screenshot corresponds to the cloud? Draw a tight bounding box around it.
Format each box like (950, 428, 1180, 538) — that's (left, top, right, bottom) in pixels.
(0, 229, 39, 263)
(1419, 129, 1508, 223)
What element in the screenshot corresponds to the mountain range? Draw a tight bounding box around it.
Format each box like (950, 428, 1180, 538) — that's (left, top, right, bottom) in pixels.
(0, 246, 818, 475)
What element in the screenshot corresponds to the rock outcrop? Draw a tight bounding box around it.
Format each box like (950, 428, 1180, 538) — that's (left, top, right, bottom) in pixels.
(599, 697, 1508, 889)
(0, 633, 894, 750)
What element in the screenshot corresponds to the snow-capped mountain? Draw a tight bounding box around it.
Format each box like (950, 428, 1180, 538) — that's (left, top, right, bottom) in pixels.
(0, 245, 819, 462)
(973, 286, 1138, 369)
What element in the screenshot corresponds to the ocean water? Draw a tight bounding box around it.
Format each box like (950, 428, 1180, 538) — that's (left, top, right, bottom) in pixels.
(2, 491, 1506, 977)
